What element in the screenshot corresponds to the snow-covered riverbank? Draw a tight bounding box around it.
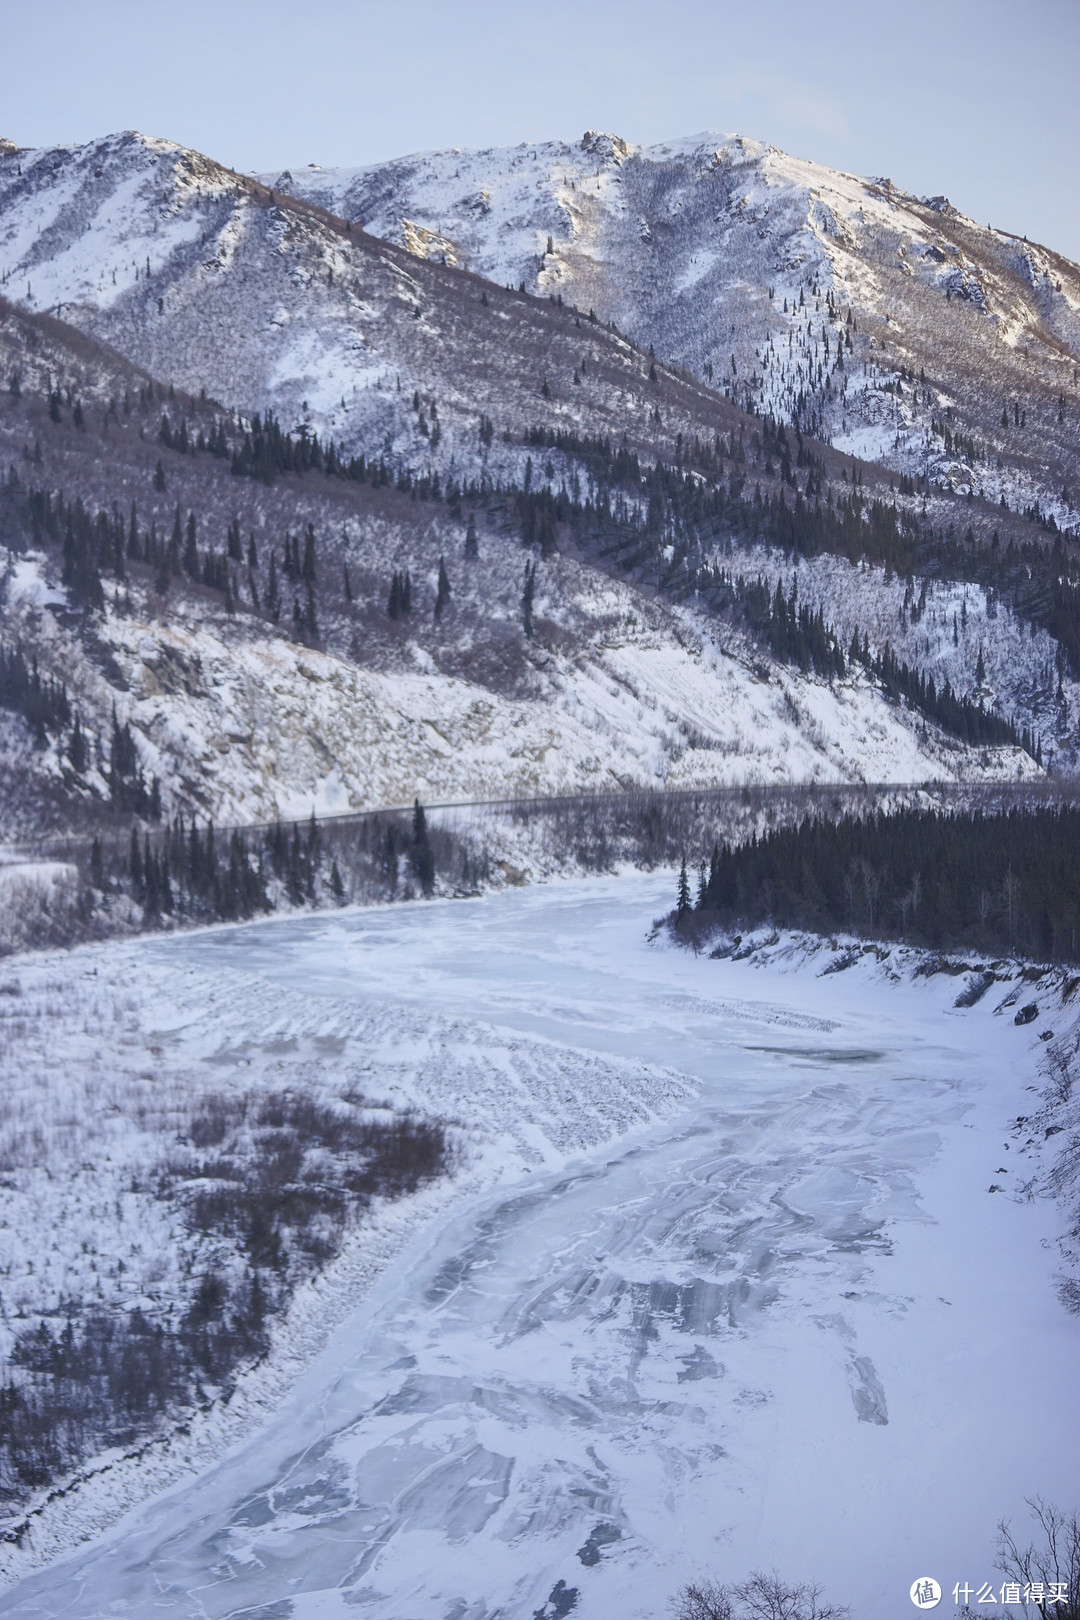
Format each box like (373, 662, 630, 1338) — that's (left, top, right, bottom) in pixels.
(1, 874, 1077, 1618)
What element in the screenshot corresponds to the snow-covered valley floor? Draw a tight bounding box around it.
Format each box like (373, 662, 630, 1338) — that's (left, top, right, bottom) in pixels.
(1, 875, 1077, 1619)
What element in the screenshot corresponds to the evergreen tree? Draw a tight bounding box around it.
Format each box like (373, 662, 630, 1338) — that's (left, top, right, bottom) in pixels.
(388, 569, 413, 619)
(181, 511, 198, 577)
(166, 513, 181, 577)
(411, 798, 435, 897)
(522, 560, 536, 638)
(266, 553, 281, 621)
(676, 857, 691, 918)
(67, 713, 88, 772)
(127, 501, 141, 561)
(129, 827, 143, 897)
(465, 515, 478, 558)
(434, 556, 451, 622)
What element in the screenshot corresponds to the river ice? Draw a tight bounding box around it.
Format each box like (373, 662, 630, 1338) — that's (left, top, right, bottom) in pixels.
(2, 874, 1076, 1619)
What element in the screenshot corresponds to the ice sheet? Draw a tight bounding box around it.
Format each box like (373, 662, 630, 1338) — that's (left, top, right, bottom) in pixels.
(2, 874, 1075, 1619)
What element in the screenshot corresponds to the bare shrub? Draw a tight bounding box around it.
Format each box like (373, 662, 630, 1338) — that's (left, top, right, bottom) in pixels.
(0, 868, 86, 955)
(169, 1092, 451, 1276)
(1041, 1037, 1078, 1109)
(673, 1572, 849, 1620)
(0, 1085, 451, 1511)
(995, 1499, 1080, 1619)
(188, 1093, 248, 1148)
(1057, 1277, 1080, 1316)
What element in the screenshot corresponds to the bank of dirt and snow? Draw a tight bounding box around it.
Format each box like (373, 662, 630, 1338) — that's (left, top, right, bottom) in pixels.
(0, 873, 1077, 1617)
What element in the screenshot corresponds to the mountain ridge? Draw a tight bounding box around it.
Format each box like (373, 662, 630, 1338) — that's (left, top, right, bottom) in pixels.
(266, 127, 1080, 524)
(0, 126, 1074, 856)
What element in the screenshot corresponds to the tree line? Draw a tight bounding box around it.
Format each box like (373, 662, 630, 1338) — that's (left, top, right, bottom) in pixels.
(87, 797, 459, 930)
(6, 381, 1070, 766)
(524, 418, 1080, 679)
(674, 805, 1080, 962)
(0, 642, 70, 743)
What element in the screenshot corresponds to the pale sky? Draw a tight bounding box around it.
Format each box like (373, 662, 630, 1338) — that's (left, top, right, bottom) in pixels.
(5, 0, 1079, 259)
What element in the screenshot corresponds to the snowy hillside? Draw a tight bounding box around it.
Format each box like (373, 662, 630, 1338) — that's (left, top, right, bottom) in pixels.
(0, 131, 732, 485)
(0, 253, 1053, 843)
(0, 134, 1071, 844)
(272, 130, 1080, 521)
(714, 541, 1076, 767)
(5, 506, 1025, 837)
(2, 128, 1077, 528)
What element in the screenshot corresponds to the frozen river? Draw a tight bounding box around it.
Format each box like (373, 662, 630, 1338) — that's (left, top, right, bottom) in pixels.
(3, 874, 1076, 1619)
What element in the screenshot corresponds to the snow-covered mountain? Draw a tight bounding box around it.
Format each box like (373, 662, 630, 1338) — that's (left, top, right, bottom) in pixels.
(0, 129, 728, 484)
(3, 128, 1077, 522)
(269, 130, 1080, 522)
(0, 129, 1074, 842)
(0, 292, 1045, 841)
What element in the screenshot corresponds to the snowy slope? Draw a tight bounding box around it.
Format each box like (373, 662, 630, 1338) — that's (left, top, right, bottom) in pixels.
(5, 541, 1030, 837)
(0, 276, 1045, 840)
(0, 131, 733, 486)
(272, 130, 1080, 520)
(715, 540, 1077, 765)
(2, 128, 1077, 524)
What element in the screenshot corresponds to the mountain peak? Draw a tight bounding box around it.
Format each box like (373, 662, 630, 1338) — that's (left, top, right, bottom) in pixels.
(579, 130, 632, 160)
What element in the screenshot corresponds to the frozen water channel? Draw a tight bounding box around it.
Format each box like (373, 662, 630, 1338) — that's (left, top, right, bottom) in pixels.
(4, 874, 1077, 1619)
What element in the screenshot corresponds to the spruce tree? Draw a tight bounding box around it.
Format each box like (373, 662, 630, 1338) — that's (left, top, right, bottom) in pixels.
(67, 713, 88, 772)
(522, 560, 536, 639)
(411, 799, 435, 897)
(434, 556, 451, 622)
(267, 553, 281, 621)
(676, 857, 691, 918)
